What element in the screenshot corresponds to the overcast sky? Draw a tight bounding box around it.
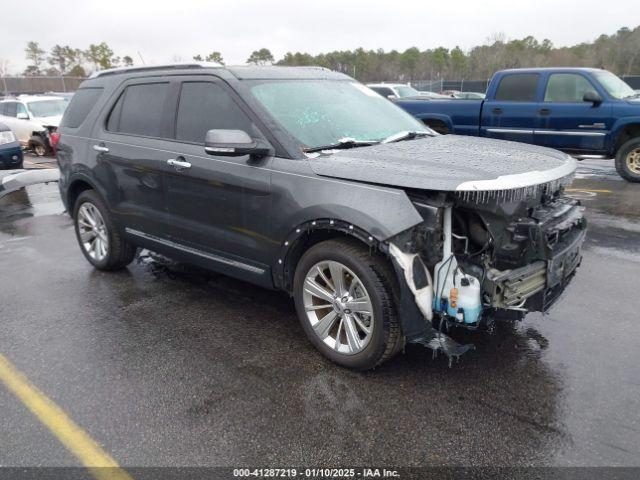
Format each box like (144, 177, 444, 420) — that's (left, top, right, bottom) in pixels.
(1, 0, 638, 73)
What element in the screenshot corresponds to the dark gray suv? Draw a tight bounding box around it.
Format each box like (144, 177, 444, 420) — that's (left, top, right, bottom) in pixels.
(57, 64, 586, 369)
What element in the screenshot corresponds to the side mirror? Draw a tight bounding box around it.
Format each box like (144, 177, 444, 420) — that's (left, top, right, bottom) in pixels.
(583, 90, 602, 105)
(17, 112, 29, 120)
(204, 129, 272, 158)
(386, 94, 398, 100)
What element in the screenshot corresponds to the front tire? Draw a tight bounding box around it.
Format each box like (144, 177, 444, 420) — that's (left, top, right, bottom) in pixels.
(615, 137, 640, 183)
(29, 136, 48, 157)
(293, 238, 402, 370)
(73, 190, 136, 270)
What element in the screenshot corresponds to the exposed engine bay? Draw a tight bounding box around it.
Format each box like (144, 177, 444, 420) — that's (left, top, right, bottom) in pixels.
(387, 176, 586, 362)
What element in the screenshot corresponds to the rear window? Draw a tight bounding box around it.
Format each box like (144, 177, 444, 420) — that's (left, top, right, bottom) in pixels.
(60, 88, 103, 128)
(107, 83, 169, 138)
(494, 74, 540, 102)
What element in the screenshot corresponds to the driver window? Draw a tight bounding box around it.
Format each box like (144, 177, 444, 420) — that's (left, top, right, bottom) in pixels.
(544, 74, 595, 103)
(17, 103, 28, 117)
(175, 82, 254, 143)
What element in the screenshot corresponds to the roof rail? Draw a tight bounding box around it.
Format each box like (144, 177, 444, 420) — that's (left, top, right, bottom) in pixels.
(88, 62, 223, 79)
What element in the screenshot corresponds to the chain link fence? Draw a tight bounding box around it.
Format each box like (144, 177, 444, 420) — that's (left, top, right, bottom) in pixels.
(1, 76, 86, 97)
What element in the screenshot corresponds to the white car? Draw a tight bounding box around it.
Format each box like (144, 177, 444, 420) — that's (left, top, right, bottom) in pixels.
(366, 83, 423, 100)
(0, 95, 67, 156)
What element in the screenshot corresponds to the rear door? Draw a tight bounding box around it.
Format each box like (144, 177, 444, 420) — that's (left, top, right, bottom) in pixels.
(535, 72, 611, 152)
(91, 79, 174, 239)
(481, 73, 541, 144)
(165, 77, 273, 273)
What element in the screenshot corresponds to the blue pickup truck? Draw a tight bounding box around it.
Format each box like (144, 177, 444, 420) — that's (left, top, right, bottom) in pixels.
(396, 68, 640, 182)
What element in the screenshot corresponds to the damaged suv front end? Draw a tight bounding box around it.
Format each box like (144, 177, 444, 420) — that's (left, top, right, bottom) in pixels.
(391, 170, 585, 336)
(307, 134, 586, 361)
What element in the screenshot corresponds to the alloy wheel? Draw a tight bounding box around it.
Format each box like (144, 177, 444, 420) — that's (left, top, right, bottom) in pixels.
(77, 203, 109, 262)
(302, 260, 374, 355)
(626, 148, 640, 175)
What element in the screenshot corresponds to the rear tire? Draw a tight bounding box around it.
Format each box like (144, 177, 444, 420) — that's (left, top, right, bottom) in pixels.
(293, 238, 402, 370)
(73, 190, 136, 270)
(615, 137, 640, 183)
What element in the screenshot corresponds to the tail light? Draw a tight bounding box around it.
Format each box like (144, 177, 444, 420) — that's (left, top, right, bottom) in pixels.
(50, 132, 61, 153)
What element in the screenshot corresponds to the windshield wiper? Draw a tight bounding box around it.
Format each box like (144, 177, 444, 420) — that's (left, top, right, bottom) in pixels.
(303, 137, 379, 153)
(624, 93, 640, 99)
(381, 130, 433, 144)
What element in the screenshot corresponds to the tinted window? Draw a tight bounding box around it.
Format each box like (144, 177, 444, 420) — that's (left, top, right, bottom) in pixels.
(494, 74, 540, 101)
(60, 88, 103, 128)
(544, 74, 595, 102)
(176, 82, 253, 143)
(4, 102, 17, 117)
(0, 103, 5, 115)
(108, 83, 169, 137)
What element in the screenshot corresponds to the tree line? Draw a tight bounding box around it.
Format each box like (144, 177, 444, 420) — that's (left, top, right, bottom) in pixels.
(14, 25, 640, 80)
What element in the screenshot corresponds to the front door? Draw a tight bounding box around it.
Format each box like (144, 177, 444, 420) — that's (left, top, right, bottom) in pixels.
(165, 79, 273, 272)
(481, 72, 542, 145)
(535, 72, 611, 153)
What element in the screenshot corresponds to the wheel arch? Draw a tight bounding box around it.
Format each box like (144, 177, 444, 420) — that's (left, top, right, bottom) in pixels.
(611, 119, 640, 155)
(415, 113, 453, 134)
(274, 219, 387, 293)
(65, 175, 102, 214)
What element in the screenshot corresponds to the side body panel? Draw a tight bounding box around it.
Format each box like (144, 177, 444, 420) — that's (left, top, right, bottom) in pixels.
(534, 70, 613, 152)
(395, 99, 482, 136)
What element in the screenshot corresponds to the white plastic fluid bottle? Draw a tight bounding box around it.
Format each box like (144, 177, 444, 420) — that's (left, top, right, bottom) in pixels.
(447, 274, 482, 324)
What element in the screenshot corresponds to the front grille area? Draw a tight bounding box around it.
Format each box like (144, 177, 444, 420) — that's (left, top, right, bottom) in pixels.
(485, 261, 547, 308)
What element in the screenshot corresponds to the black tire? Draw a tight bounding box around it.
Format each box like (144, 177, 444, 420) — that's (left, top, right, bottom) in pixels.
(73, 190, 136, 270)
(615, 137, 640, 183)
(29, 136, 48, 157)
(293, 238, 403, 370)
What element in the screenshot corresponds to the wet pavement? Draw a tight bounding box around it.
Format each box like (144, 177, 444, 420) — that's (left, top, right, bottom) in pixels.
(0, 159, 639, 468)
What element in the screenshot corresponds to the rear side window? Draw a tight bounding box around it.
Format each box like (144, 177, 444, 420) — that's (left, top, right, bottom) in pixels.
(175, 82, 253, 143)
(60, 88, 103, 128)
(494, 74, 540, 102)
(107, 83, 169, 137)
(3, 102, 17, 117)
(544, 74, 594, 102)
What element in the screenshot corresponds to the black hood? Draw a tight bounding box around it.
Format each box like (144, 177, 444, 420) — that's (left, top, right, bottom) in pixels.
(307, 135, 576, 191)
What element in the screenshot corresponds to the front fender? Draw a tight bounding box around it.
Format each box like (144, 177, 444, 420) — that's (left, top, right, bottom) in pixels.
(610, 116, 640, 153)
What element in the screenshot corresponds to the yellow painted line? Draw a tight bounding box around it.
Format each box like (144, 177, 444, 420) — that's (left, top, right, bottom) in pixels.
(566, 188, 612, 193)
(0, 352, 133, 480)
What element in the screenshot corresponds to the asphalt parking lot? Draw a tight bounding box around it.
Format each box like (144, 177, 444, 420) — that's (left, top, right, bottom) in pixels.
(0, 159, 639, 472)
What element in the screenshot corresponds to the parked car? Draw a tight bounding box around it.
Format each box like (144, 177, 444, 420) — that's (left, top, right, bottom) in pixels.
(366, 83, 423, 100)
(0, 95, 67, 156)
(396, 68, 640, 182)
(57, 64, 585, 369)
(452, 92, 486, 100)
(418, 91, 450, 99)
(0, 122, 23, 169)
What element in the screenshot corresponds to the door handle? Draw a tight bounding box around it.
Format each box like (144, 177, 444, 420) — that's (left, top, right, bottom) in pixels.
(539, 108, 551, 116)
(167, 157, 192, 170)
(92, 144, 109, 153)
(492, 107, 502, 115)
